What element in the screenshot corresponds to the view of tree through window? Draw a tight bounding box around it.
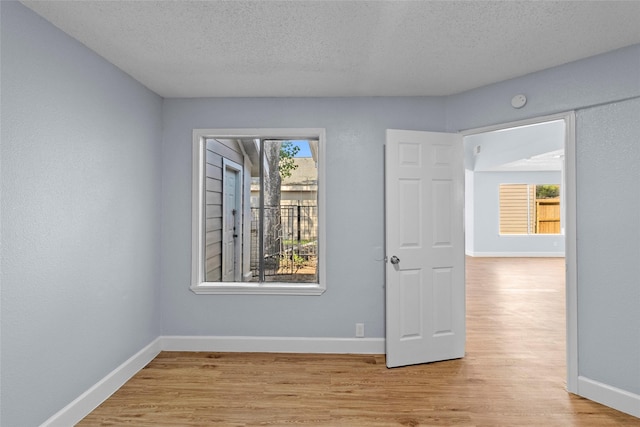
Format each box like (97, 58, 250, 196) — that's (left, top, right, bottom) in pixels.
(499, 184, 561, 234)
(194, 129, 324, 295)
(252, 140, 319, 283)
(203, 138, 319, 284)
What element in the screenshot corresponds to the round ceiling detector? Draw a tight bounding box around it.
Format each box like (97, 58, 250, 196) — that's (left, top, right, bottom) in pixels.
(511, 94, 527, 109)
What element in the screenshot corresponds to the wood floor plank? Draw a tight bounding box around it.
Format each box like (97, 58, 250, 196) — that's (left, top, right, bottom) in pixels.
(78, 258, 640, 426)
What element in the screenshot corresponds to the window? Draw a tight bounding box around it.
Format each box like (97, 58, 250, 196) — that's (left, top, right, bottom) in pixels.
(191, 129, 326, 295)
(499, 184, 561, 235)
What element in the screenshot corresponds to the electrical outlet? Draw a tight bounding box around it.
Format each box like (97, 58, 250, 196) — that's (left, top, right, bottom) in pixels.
(355, 323, 365, 338)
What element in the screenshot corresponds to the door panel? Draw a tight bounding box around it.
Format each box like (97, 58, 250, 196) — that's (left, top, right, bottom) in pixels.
(399, 269, 422, 339)
(222, 167, 237, 281)
(222, 160, 243, 282)
(385, 129, 465, 368)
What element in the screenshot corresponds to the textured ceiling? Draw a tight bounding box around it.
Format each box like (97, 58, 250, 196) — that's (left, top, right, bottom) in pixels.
(21, 1, 640, 98)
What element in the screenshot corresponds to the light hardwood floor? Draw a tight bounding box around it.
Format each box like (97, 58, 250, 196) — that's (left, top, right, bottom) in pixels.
(79, 257, 640, 426)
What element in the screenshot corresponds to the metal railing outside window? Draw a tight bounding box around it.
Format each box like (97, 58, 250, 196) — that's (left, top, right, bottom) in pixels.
(250, 201, 318, 281)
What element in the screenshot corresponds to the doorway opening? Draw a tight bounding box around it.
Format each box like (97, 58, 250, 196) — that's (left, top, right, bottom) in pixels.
(462, 112, 577, 393)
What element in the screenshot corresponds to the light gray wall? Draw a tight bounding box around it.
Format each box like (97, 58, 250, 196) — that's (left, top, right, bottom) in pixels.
(1, 3, 163, 426)
(447, 45, 640, 397)
(3, 1, 640, 423)
(463, 119, 565, 171)
(464, 169, 475, 252)
(446, 44, 640, 131)
(468, 171, 564, 255)
(160, 97, 445, 338)
(576, 97, 640, 395)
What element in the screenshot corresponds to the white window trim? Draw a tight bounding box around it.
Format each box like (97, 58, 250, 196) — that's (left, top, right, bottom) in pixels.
(191, 128, 326, 295)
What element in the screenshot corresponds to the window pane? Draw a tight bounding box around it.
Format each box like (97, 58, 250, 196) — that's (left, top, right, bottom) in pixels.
(259, 140, 318, 283)
(202, 139, 224, 282)
(535, 185, 561, 234)
(499, 184, 560, 235)
(202, 138, 320, 283)
(499, 184, 532, 234)
(192, 129, 325, 295)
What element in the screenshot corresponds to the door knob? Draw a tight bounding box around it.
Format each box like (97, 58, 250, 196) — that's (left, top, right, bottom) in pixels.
(390, 256, 400, 265)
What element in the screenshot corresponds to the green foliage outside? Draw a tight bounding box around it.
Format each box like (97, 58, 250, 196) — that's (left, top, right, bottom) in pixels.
(279, 141, 300, 179)
(279, 252, 307, 273)
(536, 184, 560, 199)
(291, 253, 307, 272)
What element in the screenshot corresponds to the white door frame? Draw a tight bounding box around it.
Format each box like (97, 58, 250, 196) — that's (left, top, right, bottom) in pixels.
(460, 111, 577, 393)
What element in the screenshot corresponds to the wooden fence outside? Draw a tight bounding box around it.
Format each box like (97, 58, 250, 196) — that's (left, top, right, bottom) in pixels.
(536, 198, 561, 234)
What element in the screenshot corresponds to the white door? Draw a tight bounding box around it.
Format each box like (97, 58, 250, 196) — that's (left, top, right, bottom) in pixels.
(222, 160, 242, 282)
(385, 129, 465, 368)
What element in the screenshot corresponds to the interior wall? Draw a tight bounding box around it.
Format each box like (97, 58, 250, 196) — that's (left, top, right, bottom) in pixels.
(463, 120, 565, 171)
(0, 3, 163, 426)
(576, 97, 640, 395)
(446, 44, 640, 403)
(467, 171, 564, 256)
(3, 1, 639, 423)
(464, 169, 475, 252)
(446, 44, 640, 131)
(160, 97, 445, 338)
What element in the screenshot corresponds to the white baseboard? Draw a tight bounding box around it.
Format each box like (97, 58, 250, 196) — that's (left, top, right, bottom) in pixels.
(40, 337, 162, 427)
(161, 335, 385, 354)
(578, 376, 640, 418)
(465, 251, 565, 257)
(40, 335, 383, 426)
(46, 338, 640, 425)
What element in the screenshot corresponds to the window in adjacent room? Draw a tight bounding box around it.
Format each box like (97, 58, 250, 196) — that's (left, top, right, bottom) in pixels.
(499, 184, 561, 235)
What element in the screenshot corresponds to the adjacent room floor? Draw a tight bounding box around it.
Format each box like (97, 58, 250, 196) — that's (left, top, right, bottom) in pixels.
(78, 257, 640, 426)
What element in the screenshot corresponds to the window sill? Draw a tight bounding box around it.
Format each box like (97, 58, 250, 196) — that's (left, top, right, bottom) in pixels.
(190, 282, 326, 296)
